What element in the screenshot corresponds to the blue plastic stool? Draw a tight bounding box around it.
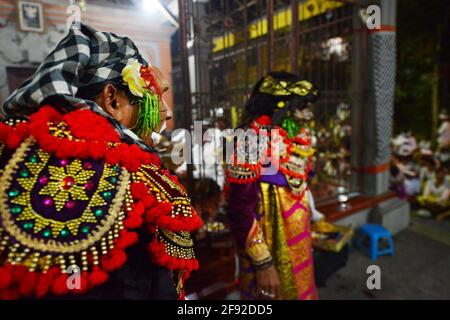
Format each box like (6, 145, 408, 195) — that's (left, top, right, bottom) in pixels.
(355, 224, 394, 261)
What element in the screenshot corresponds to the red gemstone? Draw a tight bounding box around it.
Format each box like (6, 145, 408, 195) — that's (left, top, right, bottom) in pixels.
(39, 175, 49, 185)
(43, 197, 53, 206)
(84, 181, 94, 191)
(83, 162, 93, 170)
(65, 200, 76, 209)
(61, 176, 75, 190)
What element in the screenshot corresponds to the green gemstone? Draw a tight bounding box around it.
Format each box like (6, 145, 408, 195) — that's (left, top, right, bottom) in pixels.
(113, 165, 118, 172)
(19, 169, 30, 178)
(8, 189, 20, 197)
(11, 206, 22, 214)
(81, 226, 90, 234)
(109, 176, 118, 184)
(102, 191, 112, 199)
(60, 229, 69, 237)
(28, 154, 38, 163)
(43, 229, 52, 238)
(94, 208, 103, 217)
(23, 222, 34, 230)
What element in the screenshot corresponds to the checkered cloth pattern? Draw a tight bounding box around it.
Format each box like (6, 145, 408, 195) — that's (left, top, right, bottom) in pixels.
(2, 23, 152, 151)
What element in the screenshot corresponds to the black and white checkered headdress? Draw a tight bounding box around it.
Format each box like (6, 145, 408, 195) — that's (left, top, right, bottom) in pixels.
(2, 23, 152, 151)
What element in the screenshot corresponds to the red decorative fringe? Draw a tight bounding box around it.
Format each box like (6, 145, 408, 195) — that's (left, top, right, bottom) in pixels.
(278, 158, 312, 181)
(51, 274, 69, 295)
(11, 265, 28, 283)
(144, 204, 203, 233)
(116, 230, 139, 249)
(148, 239, 199, 273)
(0, 266, 12, 290)
(130, 182, 151, 200)
(225, 173, 261, 184)
(64, 109, 120, 143)
(100, 249, 127, 272)
(0, 204, 148, 299)
(24, 106, 161, 172)
(144, 202, 173, 222)
(19, 272, 38, 297)
(0, 264, 116, 299)
(72, 274, 89, 295)
(0, 288, 20, 300)
(0, 122, 29, 149)
(123, 215, 144, 229)
(130, 181, 203, 233)
(35, 273, 52, 298)
(225, 168, 261, 185)
(0, 106, 204, 300)
(89, 267, 109, 287)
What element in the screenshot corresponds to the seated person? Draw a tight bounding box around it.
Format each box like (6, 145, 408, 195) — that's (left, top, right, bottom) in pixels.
(417, 167, 450, 213)
(389, 163, 406, 199)
(415, 148, 436, 191)
(393, 155, 420, 196)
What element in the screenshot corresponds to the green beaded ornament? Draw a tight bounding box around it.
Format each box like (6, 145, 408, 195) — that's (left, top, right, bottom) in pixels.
(8, 189, 20, 197)
(43, 229, 52, 238)
(109, 176, 118, 184)
(28, 154, 39, 163)
(133, 90, 160, 138)
(11, 206, 22, 215)
(281, 117, 300, 138)
(23, 222, 34, 230)
(102, 191, 112, 199)
(19, 169, 30, 178)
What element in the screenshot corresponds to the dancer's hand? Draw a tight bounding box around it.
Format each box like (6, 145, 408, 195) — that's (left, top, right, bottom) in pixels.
(256, 265, 281, 300)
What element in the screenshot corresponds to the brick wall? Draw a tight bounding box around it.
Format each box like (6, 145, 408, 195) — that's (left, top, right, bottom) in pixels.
(0, 0, 176, 129)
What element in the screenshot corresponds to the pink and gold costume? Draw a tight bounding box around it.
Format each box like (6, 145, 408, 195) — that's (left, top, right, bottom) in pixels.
(227, 114, 318, 300)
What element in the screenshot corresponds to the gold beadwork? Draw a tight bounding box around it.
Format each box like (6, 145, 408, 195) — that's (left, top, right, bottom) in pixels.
(132, 164, 193, 219)
(58, 255, 67, 273)
(28, 252, 41, 272)
(41, 255, 52, 273)
(100, 237, 108, 255)
(226, 164, 260, 181)
(90, 247, 99, 266)
(161, 229, 193, 247)
(81, 250, 88, 271)
(157, 228, 195, 260)
(48, 121, 78, 141)
(39, 160, 95, 211)
(0, 138, 131, 254)
(259, 75, 317, 97)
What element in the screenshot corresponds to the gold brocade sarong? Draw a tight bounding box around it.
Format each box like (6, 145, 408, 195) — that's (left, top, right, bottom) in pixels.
(239, 182, 318, 300)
